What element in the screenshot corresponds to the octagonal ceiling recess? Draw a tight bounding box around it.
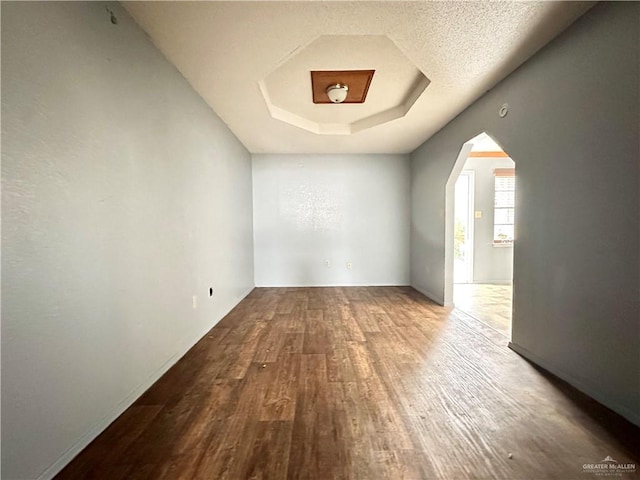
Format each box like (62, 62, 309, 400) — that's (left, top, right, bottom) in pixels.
(259, 35, 430, 135)
(123, 1, 595, 154)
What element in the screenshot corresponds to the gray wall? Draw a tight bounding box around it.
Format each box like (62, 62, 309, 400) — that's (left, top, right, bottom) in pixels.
(411, 2, 639, 425)
(253, 154, 411, 287)
(1, 2, 254, 479)
(463, 156, 515, 284)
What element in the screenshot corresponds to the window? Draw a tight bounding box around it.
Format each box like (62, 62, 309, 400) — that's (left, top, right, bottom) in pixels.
(494, 168, 515, 245)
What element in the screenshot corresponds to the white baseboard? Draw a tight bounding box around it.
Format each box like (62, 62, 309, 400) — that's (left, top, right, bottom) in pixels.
(508, 342, 640, 427)
(410, 284, 445, 306)
(254, 283, 410, 288)
(38, 285, 255, 480)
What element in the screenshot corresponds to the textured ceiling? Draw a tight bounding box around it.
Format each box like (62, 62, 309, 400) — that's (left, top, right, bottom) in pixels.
(123, 1, 594, 154)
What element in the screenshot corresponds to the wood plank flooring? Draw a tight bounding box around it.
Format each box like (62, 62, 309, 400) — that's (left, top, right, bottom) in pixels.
(56, 287, 639, 480)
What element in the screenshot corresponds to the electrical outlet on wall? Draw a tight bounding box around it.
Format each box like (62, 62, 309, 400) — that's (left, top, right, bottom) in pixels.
(325, 260, 331, 268)
(192, 295, 198, 310)
(347, 261, 352, 270)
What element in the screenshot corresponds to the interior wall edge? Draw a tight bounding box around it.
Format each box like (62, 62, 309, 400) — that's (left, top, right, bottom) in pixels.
(2, 2, 256, 478)
(37, 285, 255, 480)
(409, 1, 639, 424)
(508, 342, 640, 427)
(252, 153, 411, 287)
(410, 285, 445, 307)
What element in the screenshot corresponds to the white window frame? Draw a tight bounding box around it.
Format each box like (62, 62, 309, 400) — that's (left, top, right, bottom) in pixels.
(493, 169, 515, 246)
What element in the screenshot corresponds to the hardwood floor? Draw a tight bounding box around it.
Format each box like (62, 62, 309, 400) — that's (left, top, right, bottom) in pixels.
(56, 287, 639, 480)
(453, 283, 512, 337)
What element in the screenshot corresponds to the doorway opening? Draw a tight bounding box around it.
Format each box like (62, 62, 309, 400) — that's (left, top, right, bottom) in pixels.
(454, 171, 475, 284)
(445, 132, 515, 338)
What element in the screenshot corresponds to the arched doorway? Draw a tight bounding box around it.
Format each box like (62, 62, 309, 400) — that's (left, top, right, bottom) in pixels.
(445, 132, 515, 338)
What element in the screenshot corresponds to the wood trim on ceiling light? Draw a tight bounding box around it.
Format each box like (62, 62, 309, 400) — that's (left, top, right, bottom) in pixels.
(311, 70, 375, 104)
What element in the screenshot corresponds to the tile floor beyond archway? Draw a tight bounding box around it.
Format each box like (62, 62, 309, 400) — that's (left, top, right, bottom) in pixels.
(453, 283, 512, 337)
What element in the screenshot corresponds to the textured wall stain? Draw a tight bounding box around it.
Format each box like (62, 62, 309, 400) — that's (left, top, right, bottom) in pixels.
(279, 183, 343, 232)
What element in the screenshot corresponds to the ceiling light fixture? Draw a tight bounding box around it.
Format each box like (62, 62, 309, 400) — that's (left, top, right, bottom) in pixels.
(326, 84, 349, 103)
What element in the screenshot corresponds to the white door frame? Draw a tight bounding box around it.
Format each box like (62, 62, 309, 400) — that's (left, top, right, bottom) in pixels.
(444, 142, 474, 306)
(455, 170, 475, 283)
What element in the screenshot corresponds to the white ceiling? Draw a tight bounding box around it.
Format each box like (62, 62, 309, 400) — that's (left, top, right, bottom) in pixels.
(123, 1, 594, 154)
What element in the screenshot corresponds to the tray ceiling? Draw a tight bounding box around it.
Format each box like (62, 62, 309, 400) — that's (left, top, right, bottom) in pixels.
(123, 1, 594, 154)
